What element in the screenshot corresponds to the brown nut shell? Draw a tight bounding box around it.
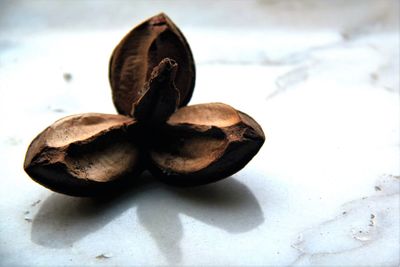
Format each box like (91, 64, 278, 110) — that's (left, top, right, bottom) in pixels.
(131, 58, 180, 124)
(109, 13, 195, 115)
(148, 103, 265, 186)
(23, 113, 143, 196)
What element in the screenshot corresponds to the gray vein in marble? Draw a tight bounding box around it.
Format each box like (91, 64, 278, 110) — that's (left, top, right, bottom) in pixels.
(0, 1, 398, 265)
(268, 66, 309, 100)
(340, 7, 395, 41)
(289, 174, 400, 266)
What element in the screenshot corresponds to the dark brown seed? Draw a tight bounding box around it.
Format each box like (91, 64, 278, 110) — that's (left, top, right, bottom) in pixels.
(148, 103, 265, 186)
(109, 13, 195, 116)
(23, 113, 143, 196)
(131, 58, 180, 124)
(24, 14, 266, 195)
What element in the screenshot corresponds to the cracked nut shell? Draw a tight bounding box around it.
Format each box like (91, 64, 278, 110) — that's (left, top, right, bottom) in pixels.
(131, 58, 180, 124)
(148, 103, 265, 186)
(109, 13, 195, 116)
(23, 113, 143, 196)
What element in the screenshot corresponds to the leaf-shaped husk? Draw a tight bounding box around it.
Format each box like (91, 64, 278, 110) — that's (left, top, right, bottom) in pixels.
(148, 103, 265, 186)
(109, 13, 195, 116)
(23, 113, 143, 196)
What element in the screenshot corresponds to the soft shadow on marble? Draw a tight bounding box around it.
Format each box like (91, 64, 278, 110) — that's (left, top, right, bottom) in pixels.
(0, 1, 396, 266)
(30, 172, 156, 248)
(137, 178, 264, 264)
(30, 174, 264, 264)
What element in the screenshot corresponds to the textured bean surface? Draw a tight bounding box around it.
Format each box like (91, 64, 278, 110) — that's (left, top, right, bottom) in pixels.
(0, 1, 398, 266)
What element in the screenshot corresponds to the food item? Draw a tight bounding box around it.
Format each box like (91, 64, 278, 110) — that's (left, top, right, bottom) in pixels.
(131, 58, 180, 124)
(109, 13, 195, 116)
(23, 114, 142, 196)
(149, 103, 265, 186)
(23, 13, 264, 196)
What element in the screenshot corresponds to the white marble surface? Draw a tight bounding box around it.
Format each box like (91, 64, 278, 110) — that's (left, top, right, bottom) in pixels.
(0, 1, 399, 266)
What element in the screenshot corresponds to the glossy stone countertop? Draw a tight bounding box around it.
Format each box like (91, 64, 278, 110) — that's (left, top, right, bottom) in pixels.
(0, 1, 399, 266)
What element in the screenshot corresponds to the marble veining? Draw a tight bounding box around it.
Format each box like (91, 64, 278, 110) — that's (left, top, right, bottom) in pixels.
(291, 174, 399, 266)
(0, 1, 398, 266)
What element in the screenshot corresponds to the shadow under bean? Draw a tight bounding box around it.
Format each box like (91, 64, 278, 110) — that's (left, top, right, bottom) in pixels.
(31, 174, 264, 264)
